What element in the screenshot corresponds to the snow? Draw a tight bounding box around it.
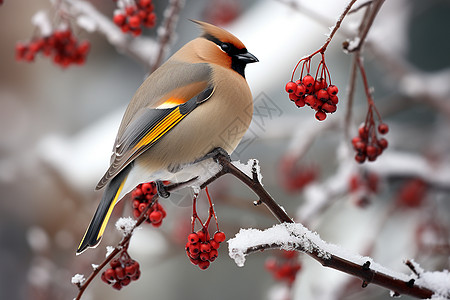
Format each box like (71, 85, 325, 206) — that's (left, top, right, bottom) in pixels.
(91, 264, 99, 270)
(31, 10, 52, 37)
(407, 259, 450, 299)
(71, 273, 85, 285)
(76, 15, 97, 33)
(232, 159, 263, 184)
(105, 246, 115, 258)
(228, 223, 330, 267)
(418, 270, 450, 298)
(115, 216, 137, 236)
(228, 223, 411, 282)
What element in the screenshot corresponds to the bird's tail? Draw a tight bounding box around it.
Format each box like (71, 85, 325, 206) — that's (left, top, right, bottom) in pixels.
(76, 165, 132, 254)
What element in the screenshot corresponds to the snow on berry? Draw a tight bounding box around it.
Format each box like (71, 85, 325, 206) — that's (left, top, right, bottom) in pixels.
(285, 52, 338, 121)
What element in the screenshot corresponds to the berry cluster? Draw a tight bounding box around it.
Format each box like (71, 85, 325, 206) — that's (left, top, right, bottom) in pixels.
(285, 53, 339, 121)
(352, 122, 388, 163)
(113, 0, 156, 36)
(185, 229, 226, 270)
(185, 187, 225, 270)
(348, 172, 379, 207)
(279, 156, 317, 193)
(265, 250, 302, 285)
(16, 29, 90, 68)
(101, 249, 140, 290)
(131, 182, 166, 227)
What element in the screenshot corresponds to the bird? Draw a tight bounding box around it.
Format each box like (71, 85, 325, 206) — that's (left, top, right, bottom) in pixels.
(77, 20, 258, 254)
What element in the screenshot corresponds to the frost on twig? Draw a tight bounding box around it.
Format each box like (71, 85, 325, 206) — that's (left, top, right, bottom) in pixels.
(71, 273, 86, 286)
(115, 216, 137, 236)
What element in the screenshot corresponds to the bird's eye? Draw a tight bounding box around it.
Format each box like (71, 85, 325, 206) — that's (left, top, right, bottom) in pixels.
(220, 43, 231, 53)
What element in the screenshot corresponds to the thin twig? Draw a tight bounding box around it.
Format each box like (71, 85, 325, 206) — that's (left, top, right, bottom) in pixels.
(74, 194, 160, 300)
(151, 0, 184, 72)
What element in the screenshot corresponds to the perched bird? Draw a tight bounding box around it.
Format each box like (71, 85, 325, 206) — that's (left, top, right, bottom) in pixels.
(77, 20, 258, 254)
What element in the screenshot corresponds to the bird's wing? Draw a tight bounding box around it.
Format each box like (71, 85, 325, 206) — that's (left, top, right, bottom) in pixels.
(96, 63, 214, 190)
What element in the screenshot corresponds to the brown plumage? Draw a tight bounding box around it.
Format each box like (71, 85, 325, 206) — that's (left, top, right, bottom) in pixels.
(77, 20, 258, 254)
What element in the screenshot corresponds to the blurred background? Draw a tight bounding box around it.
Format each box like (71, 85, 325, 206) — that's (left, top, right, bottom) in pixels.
(0, 0, 449, 299)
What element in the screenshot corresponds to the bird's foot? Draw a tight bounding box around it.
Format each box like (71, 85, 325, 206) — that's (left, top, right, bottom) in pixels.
(195, 147, 230, 164)
(155, 180, 170, 198)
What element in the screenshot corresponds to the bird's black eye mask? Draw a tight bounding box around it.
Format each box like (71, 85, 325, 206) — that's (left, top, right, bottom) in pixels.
(202, 33, 247, 56)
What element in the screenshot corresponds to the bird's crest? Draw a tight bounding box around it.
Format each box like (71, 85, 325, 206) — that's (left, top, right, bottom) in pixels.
(191, 19, 246, 50)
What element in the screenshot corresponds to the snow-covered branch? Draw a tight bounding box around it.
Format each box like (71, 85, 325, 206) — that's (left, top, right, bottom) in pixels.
(229, 223, 447, 299)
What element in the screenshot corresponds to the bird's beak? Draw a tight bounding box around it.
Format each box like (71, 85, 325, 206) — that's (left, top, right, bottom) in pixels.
(234, 52, 259, 64)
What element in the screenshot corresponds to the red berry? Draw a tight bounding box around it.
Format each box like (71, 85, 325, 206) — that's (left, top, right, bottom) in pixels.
(189, 243, 200, 255)
(302, 74, 314, 87)
(141, 183, 152, 194)
(213, 231, 226, 243)
(358, 125, 368, 139)
(105, 268, 116, 281)
(125, 6, 136, 15)
(378, 138, 388, 149)
(314, 78, 327, 92)
(327, 85, 339, 96)
(209, 249, 218, 261)
(285, 81, 297, 94)
(295, 83, 306, 96)
(125, 264, 136, 276)
(304, 94, 317, 107)
(315, 111, 327, 121)
(355, 153, 366, 163)
(209, 240, 220, 250)
(138, 203, 147, 213)
(115, 267, 125, 280)
(199, 252, 210, 261)
(188, 233, 199, 243)
(110, 258, 121, 269)
(190, 257, 200, 265)
(113, 14, 126, 26)
(139, 0, 151, 7)
(197, 230, 207, 242)
(329, 94, 339, 105)
(101, 272, 111, 284)
(131, 27, 142, 37)
(378, 123, 389, 134)
(131, 270, 141, 281)
(353, 141, 366, 153)
(149, 210, 163, 223)
(112, 281, 122, 290)
(198, 260, 210, 270)
(200, 243, 211, 253)
(316, 89, 329, 101)
(366, 145, 378, 157)
(321, 103, 336, 113)
(289, 93, 300, 102)
(121, 276, 131, 286)
(77, 41, 90, 55)
(352, 136, 362, 146)
(295, 97, 306, 108)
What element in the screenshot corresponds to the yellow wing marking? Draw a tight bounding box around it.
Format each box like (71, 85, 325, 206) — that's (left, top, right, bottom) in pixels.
(133, 107, 186, 150)
(96, 178, 127, 240)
